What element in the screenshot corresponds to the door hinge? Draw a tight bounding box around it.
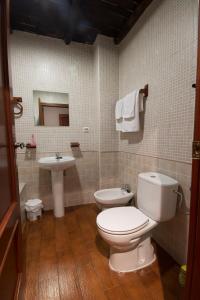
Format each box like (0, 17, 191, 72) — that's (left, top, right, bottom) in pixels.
(192, 141, 200, 159)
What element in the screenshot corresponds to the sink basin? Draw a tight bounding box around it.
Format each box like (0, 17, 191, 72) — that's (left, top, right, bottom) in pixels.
(38, 156, 75, 171)
(38, 155, 75, 218)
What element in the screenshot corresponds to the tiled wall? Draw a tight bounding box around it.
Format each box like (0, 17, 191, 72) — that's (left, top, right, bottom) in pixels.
(119, 0, 197, 163)
(11, 31, 97, 152)
(11, 31, 119, 208)
(11, 31, 99, 209)
(95, 36, 119, 153)
(99, 152, 120, 188)
(94, 36, 119, 188)
(118, 0, 198, 264)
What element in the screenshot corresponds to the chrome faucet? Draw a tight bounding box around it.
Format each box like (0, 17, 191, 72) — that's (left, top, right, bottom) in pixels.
(121, 184, 130, 193)
(55, 152, 62, 159)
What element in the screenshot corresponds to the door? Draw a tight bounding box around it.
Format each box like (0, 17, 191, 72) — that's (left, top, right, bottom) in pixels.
(185, 4, 200, 300)
(0, 1, 22, 300)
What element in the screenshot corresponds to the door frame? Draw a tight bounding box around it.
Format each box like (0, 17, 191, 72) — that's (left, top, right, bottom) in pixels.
(0, 0, 22, 299)
(185, 4, 200, 300)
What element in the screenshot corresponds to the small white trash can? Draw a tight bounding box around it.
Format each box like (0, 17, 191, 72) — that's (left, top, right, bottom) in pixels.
(25, 199, 43, 221)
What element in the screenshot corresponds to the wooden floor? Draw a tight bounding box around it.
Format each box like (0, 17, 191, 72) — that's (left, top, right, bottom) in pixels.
(22, 204, 183, 300)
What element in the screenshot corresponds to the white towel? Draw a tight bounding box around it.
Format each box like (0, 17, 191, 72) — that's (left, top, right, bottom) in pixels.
(122, 90, 141, 132)
(115, 99, 123, 120)
(115, 98, 123, 131)
(122, 90, 137, 118)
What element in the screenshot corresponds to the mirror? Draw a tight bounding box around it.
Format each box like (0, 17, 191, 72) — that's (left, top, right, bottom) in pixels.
(33, 90, 69, 126)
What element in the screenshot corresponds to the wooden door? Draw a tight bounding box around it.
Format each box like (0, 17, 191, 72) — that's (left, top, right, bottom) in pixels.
(185, 4, 200, 300)
(0, 1, 22, 299)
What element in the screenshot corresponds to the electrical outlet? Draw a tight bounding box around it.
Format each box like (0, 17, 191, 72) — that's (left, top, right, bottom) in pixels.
(83, 127, 89, 133)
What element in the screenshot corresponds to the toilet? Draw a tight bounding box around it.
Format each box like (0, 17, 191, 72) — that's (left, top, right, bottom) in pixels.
(96, 172, 178, 273)
(94, 188, 134, 210)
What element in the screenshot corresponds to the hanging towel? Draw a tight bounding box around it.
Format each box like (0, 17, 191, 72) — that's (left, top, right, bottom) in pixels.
(122, 90, 137, 119)
(115, 98, 123, 131)
(122, 90, 141, 132)
(115, 99, 123, 120)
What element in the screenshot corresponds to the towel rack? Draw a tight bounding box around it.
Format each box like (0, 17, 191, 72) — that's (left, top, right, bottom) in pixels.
(12, 96, 23, 117)
(139, 84, 148, 97)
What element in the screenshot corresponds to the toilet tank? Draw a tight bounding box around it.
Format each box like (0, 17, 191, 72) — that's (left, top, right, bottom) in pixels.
(137, 172, 178, 222)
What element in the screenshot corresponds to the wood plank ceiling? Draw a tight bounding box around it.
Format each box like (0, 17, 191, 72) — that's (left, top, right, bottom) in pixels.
(11, 0, 153, 45)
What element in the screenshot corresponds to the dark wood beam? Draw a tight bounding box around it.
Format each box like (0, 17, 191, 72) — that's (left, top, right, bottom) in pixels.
(11, 0, 155, 45)
(101, 0, 139, 13)
(99, 0, 132, 17)
(114, 0, 154, 44)
(81, 0, 126, 28)
(99, 26, 121, 38)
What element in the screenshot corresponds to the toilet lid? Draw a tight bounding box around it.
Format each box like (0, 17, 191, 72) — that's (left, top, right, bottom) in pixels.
(97, 207, 149, 235)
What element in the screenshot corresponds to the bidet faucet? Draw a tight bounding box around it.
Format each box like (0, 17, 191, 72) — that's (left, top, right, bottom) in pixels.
(55, 152, 62, 159)
(121, 184, 130, 193)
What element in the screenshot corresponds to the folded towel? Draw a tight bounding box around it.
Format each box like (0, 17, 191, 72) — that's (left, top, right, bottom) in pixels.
(115, 99, 123, 120)
(122, 90, 137, 118)
(122, 90, 141, 132)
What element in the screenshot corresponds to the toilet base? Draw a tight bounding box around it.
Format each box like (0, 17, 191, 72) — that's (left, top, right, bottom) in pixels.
(109, 237, 156, 273)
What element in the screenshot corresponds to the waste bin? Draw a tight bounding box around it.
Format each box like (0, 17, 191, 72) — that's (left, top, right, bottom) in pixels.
(25, 199, 43, 221)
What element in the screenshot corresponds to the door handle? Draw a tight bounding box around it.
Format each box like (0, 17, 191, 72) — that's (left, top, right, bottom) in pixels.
(14, 142, 25, 149)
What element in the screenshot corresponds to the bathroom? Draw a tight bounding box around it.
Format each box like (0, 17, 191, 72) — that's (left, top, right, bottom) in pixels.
(0, 0, 199, 299)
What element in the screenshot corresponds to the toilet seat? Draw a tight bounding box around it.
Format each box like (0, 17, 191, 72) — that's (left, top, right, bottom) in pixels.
(97, 207, 149, 235)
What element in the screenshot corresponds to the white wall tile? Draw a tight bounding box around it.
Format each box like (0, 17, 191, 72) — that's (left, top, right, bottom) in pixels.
(119, 0, 198, 163)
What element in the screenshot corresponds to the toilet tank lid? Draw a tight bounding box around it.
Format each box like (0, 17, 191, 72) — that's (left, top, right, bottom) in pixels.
(138, 172, 178, 186)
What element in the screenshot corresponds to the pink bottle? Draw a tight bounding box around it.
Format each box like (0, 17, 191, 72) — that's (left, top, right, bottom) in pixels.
(30, 134, 36, 147)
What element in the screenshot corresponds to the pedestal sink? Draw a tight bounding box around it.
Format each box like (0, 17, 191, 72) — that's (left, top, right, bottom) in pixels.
(38, 156, 75, 217)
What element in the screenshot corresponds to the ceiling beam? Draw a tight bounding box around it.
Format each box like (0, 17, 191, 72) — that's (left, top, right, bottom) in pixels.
(101, 0, 139, 13)
(99, 0, 132, 17)
(114, 0, 153, 44)
(11, 0, 154, 45)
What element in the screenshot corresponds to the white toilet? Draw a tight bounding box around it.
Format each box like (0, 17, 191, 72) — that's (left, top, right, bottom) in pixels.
(94, 188, 134, 210)
(96, 172, 178, 273)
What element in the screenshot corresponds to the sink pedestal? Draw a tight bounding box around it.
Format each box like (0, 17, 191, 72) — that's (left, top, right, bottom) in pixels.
(51, 170, 64, 217)
(38, 155, 75, 218)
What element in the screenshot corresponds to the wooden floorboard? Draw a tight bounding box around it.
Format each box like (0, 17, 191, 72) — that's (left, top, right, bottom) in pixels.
(22, 204, 183, 300)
